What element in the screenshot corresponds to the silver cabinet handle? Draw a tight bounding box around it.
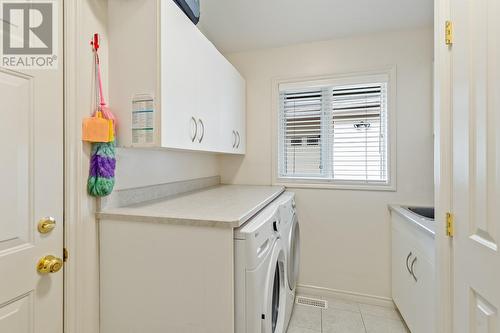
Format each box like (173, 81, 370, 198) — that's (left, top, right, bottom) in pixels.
(405, 252, 412, 275)
(190, 116, 197, 142)
(197, 118, 204, 143)
(232, 130, 237, 148)
(236, 131, 240, 148)
(410, 257, 418, 282)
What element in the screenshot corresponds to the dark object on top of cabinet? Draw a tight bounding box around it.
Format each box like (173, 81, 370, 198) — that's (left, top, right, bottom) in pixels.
(173, 0, 200, 24)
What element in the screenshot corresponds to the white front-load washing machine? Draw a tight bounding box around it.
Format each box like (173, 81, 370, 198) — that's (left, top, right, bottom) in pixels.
(235, 197, 287, 333)
(276, 192, 300, 330)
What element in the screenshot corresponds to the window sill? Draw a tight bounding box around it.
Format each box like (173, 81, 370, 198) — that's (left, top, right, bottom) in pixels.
(274, 179, 397, 192)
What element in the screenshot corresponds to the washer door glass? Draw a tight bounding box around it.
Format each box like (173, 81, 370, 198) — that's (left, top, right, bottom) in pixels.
(287, 214, 300, 290)
(271, 262, 280, 332)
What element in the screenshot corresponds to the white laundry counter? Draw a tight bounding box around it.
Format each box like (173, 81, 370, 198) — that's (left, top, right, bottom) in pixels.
(97, 177, 284, 333)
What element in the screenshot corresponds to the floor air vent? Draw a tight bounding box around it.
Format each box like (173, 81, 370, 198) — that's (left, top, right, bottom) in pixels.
(295, 296, 328, 309)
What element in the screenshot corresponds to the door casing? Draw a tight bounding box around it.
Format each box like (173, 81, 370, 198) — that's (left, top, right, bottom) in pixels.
(434, 0, 453, 332)
(63, 1, 103, 332)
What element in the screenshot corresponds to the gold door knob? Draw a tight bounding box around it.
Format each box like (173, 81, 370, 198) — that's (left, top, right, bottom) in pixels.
(38, 217, 56, 234)
(37, 255, 63, 274)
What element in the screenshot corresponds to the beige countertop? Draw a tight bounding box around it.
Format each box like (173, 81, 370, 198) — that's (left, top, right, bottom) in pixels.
(97, 184, 285, 228)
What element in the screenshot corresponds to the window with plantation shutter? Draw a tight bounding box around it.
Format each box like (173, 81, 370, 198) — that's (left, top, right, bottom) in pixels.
(278, 74, 393, 189)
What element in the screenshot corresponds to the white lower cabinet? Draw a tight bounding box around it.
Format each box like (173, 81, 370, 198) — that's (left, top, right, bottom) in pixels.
(391, 213, 435, 333)
(100, 219, 235, 333)
(392, 227, 415, 327)
(412, 248, 435, 333)
(108, 0, 245, 154)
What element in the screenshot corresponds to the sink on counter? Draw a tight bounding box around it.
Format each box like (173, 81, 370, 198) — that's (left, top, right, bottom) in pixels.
(389, 204, 435, 333)
(390, 205, 435, 236)
(406, 206, 434, 220)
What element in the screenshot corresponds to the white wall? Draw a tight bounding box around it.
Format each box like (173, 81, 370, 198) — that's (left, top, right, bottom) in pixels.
(114, 148, 219, 190)
(220, 28, 434, 299)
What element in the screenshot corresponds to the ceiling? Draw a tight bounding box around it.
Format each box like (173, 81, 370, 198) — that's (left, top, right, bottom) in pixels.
(198, 0, 433, 53)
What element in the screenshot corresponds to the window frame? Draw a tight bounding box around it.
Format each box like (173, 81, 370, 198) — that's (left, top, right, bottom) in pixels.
(271, 68, 397, 191)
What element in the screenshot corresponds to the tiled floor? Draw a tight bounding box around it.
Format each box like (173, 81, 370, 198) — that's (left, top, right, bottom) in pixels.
(287, 295, 410, 333)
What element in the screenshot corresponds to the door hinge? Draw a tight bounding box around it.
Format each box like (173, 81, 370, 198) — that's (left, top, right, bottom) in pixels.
(446, 212, 454, 237)
(445, 21, 453, 46)
(63, 248, 69, 262)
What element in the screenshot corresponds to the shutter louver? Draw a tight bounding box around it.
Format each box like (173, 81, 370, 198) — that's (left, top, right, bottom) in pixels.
(279, 89, 324, 177)
(332, 83, 387, 183)
(278, 80, 389, 185)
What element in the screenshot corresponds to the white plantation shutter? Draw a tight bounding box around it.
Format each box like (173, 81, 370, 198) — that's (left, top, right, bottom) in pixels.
(278, 80, 389, 185)
(332, 83, 387, 182)
(279, 89, 326, 177)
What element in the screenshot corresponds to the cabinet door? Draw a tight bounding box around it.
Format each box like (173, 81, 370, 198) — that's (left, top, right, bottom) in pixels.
(392, 227, 416, 331)
(219, 62, 237, 153)
(411, 249, 435, 333)
(195, 35, 222, 151)
(232, 70, 246, 154)
(161, 0, 200, 150)
(219, 63, 246, 154)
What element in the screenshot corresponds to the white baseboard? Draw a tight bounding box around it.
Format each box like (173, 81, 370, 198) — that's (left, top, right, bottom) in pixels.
(296, 284, 395, 309)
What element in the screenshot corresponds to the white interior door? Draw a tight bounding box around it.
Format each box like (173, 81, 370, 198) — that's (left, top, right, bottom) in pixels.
(451, 0, 500, 331)
(0, 3, 64, 333)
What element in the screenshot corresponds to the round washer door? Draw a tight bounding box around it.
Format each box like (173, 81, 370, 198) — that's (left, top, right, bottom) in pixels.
(262, 241, 286, 333)
(271, 262, 281, 332)
(287, 214, 300, 290)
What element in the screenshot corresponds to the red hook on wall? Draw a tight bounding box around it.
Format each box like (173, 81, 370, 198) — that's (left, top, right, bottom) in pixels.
(91, 33, 100, 51)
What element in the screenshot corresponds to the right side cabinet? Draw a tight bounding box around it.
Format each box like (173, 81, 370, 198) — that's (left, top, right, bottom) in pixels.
(391, 213, 435, 333)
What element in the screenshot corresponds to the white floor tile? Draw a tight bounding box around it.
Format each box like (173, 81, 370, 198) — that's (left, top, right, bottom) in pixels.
(362, 313, 409, 333)
(289, 304, 322, 332)
(324, 296, 360, 313)
(358, 303, 401, 320)
(290, 294, 413, 333)
(286, 325, 321, 333)
(322, 308, 366, 333)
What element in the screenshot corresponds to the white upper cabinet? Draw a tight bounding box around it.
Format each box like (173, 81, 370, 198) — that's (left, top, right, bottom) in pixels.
(108, 0, 246, 154)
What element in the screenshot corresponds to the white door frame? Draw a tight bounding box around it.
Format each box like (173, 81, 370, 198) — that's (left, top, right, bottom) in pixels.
(434, 0, 453, 332)
(63, 0, 83, 331)
(63, 0, 79, 329)
(63, 1, 100, 332)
